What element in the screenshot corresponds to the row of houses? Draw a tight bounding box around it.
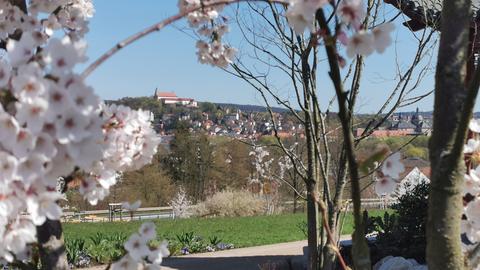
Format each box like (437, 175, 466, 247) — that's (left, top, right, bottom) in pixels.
(158, 109, 304, 139)
(355, 108, 432, 138)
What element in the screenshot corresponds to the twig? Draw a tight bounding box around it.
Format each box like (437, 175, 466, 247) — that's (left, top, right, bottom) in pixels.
(82, 0, 288, 78)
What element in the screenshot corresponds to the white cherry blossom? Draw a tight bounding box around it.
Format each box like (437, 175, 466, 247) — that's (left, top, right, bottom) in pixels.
(465, 168, 480, 196)
(465, 138, 480, 154)
(139, 222, 157, 241)
(15, 97, 49, 134)
(27, 192, 63, 226)
(55, 110, 90, 144)
(465, 199, 480, 229)
(111, 255, 139, 270)
(148, 241, 170, 264)
(124, 233, 150, 261)
(381, 152, 405, 179)
(470, 119, 480, 133)
(0, 152, 18, 182)
(375, 176, 398, 196)
(43, 36, 87, 75)
(0, 60, 12, 88)
(11, 73, 46, 102)
(123, 200, 142, 212)
(6, 32, 37, 67)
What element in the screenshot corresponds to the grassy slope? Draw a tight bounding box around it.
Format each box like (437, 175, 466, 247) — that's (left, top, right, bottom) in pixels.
(64, 210, 386, 248)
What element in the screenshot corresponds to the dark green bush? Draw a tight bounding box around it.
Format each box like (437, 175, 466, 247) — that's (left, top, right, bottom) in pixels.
(372, 181, 429, 263)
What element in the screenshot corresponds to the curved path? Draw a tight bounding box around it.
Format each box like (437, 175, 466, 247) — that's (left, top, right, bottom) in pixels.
(87, 236, 352, 270)
(162, 240, 307, 270)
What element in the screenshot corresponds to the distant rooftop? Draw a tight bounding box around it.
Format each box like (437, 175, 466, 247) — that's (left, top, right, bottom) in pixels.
(154, 90, 177, 98)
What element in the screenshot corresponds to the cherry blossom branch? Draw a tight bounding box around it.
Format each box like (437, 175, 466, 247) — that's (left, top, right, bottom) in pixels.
(315, 7, 371, 270)
(82, 0, 288, 78)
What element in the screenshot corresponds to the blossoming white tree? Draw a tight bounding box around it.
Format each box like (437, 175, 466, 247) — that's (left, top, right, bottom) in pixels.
(1, 0, 478, 270)
(0, 0, 161, 268)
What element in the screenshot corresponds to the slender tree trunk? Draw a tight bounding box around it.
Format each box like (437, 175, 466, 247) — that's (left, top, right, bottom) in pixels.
(37, 220, 68, 270)
(306, 180, 320, 270)
(427, 0, 471, 269)
(293, 173, 298, 213)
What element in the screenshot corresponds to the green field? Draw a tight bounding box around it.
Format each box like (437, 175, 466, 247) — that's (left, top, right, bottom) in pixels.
(64, 210, 387, 248)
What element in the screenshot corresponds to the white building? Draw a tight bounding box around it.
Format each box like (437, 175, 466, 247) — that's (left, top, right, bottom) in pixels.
(154, 89, 198, 107)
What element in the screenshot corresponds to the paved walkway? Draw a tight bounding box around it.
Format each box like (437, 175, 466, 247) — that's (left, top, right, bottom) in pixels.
(86, 236, 351, 270)
(162, 240, 307, 270)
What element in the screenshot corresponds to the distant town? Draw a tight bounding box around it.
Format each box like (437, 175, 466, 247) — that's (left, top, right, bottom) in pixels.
(119, 89, 437, 141)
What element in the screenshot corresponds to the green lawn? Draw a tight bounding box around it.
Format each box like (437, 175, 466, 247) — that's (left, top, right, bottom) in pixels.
(64, 210, 387, 248)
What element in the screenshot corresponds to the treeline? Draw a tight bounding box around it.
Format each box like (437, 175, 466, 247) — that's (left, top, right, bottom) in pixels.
(66, 127, 306, 210)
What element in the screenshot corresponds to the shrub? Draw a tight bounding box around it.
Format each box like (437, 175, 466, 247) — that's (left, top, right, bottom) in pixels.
(372, 181, 429, 263)
(65, 238, 89, 267)
(86, 232, 127, 264)
(193, 190, 265, 217)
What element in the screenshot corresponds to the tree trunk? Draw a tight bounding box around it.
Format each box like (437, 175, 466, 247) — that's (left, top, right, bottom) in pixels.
(37, 220, 68, 270)
(427, 0, 471, 269)
(306, 180, 320, 270)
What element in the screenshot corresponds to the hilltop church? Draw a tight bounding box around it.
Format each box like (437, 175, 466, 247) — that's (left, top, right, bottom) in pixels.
(153, 89, 198, 108)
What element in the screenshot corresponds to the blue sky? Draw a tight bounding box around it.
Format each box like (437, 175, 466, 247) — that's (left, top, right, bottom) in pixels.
(82, 1, 441, 113)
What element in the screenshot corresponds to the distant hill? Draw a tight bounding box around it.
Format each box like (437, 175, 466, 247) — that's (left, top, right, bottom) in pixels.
(212, 102, 289, 113)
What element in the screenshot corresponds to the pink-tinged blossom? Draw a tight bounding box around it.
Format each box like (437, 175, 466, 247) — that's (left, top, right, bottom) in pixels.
(346, 31, 374, 58)
(381, 152, 405, 179)
(337, 0, 365, 30)
(372, 23, 395, 53)
(286, 0, 328, 34)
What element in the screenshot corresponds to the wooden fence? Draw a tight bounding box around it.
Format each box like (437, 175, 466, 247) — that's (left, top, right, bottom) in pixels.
(62, 198, 396, 223)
